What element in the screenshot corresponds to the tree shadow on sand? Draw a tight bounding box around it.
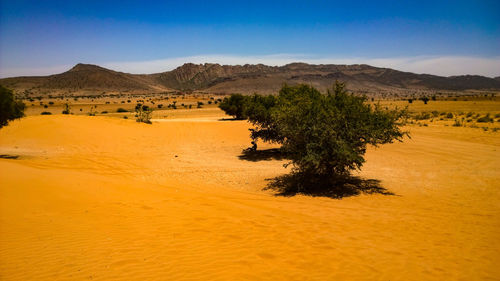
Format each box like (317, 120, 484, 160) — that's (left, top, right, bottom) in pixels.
(238, 148, 395, 199)
(0, 154, 20, 160)
(265, 173, 396, 199)
(238, 148, 285, 162)
(218, 118, 245, 121)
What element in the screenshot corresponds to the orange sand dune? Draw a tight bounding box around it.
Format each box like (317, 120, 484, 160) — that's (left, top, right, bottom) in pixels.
(1, 113, 499, 280)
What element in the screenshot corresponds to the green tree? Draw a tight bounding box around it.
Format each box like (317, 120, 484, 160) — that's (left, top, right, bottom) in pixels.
(272, 82, 408, 177)
(0, 85, 25, 128)
(222, 83, 408, 188)
(218, 94, 248, 119)
(245, 94, 281, 143)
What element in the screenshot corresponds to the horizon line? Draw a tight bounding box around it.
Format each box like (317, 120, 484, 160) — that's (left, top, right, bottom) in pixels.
(1, 54, 500, 79)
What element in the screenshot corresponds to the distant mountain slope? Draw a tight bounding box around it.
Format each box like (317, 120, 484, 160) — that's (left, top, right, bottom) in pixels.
(155, 63, 500, 94)
(2, 62, 500, 96)
(151, 63, 280, 91)
(0, 64, 171, 94)
(42, 64, 150, 90)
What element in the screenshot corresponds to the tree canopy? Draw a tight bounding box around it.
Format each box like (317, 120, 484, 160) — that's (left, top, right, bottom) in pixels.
(218, 93, 249, 120)
(271, 82, 408, 177)
(0, 85, 25, 129)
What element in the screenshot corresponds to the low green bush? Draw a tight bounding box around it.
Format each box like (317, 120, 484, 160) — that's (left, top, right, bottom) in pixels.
(415, 112, 432, 120)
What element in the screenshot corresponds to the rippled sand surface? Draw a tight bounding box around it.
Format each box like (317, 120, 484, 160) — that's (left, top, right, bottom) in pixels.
(1, 112, 499, 280)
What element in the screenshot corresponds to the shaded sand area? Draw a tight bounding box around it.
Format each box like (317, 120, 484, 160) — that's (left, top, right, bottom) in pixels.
(1, 110, 499, 280)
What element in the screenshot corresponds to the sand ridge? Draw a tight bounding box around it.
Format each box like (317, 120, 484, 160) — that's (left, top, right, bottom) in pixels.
(1, 112, 499, 280)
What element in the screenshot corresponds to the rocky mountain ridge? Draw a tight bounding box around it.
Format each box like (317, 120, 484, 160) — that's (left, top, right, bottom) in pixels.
(2, 62, 499, 96)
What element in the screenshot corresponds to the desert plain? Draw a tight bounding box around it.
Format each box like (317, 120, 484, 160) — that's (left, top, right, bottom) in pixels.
(1, 96, 500, 280)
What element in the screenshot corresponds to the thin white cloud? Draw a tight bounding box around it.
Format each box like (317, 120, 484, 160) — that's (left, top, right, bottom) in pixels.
(1, 54, 499, 78)
(0, 64, 74, 78)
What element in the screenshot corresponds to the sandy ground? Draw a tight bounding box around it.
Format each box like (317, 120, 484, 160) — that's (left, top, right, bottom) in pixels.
(1, 109, 499, 280)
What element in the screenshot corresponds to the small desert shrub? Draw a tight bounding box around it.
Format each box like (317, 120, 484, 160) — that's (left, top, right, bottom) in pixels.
(452, 119, 462, 127)
(40, 111, 52, 115)
(49, 101, 54, 105)
(116, 108, 128, 112)
(431, 111, 439, 117)
(477, 114, 493, 123)
(157, 104, 163, 109)
(101, 111, 108, 114)
(466, 112, 474, 118)
(414, 112, 431, 120)
(123, 116, 128, 119)
(446, 112, 453, 119)
(62, 103, 71, 114)
(494, 113, 500, 118)
(43, 104, 48, 108)
(135, 104, 153, 124)
(88, 105, 96, 116)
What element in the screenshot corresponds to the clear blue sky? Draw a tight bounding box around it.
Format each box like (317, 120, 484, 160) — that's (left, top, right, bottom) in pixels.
(1, 0, 499, 77)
